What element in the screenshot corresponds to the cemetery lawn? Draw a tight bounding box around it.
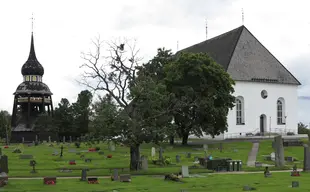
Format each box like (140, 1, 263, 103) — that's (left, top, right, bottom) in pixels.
(256, 140, 305, 169)
(6, 172, 310, 191)
(4, 142, 252, 177)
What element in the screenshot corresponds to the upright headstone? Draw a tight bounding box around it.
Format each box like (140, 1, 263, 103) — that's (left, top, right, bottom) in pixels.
(274, 136, 285, 167)
(159, 147, 163, 160)
(69, 136, 72, 143)
(151, 147, 156, 158)
(219, 143, 223, 152)
(108, 142, 115, 151)
(48, 136, 51, 143)
(113, 169, 119, 181)
(182, 165, 189, 178)
(140, 156, 148, 170)
(203, 144, 208, 151)
(63, 136, 66, 143)
(35, 135, 38, 142)
(0, 155, 9, 173)
(303, 144, 310, 172)
(176, 155, 180, 163)
(80, 169, 87, 181)
(22, 137, 25, 143)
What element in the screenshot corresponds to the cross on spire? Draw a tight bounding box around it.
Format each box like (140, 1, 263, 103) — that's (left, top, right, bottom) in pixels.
(30, 13, 35, 33)
(242, 8, 244, 25)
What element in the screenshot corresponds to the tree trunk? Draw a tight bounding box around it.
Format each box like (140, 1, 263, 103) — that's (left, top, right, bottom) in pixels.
(182, 133, 189, 145)
(169, 136, 174, 145)
(130, 144, 140, 171)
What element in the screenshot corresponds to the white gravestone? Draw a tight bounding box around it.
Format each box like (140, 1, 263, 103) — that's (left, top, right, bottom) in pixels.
(270, 152, 275, 161)
(151, 147, 156, 157)
(182, 165, 189, 178)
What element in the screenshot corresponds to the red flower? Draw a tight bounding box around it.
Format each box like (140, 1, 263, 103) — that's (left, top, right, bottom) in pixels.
(46, 180, 55, 185)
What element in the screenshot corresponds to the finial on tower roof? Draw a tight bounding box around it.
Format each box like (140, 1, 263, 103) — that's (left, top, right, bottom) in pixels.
(242, 8, 244, 25)
(30, 13, 35, 33)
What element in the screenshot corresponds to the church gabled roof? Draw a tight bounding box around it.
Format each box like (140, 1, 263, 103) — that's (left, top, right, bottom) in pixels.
(21, 33, 44, 76)
(178, 25, 301, 85)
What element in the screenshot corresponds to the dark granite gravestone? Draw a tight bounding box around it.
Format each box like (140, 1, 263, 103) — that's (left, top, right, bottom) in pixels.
(87, 177, 99, 184)
(0, 155, 8, 173)
(274, 136, 285, 167)
(60, 146, 64, 157)
(98, 151, 104, 155)
(243, 185, 256, 191)
(112, 169, 119, 181)
(186, 152, 191, 158)
(176, 155, 180, 163)
(285, 156, 294, 162)
(85, 158, 92, 163)
(19, 155, 33, 159)
(119, 174, 131, 182)
(219, 143, 223, 152)
(292, 181, 299, 188)
(303, 144, 310, 171)
(255, 162, 263, 168)
(140, 156, 148, 170)
(80, 169, 87, 181)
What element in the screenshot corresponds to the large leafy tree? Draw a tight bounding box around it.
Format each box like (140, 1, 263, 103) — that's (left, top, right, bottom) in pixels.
(54, 98, 75, 134)
(0, 110, 11, 144)
(72, 90, 93, 134)
(80, 38, 171, 170)
(165, 52, 235, 144)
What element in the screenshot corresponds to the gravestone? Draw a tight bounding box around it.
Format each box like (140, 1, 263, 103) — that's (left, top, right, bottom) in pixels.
(0, 155, 8, 173)
(274, 136, 285, 167)
(270, 152, 275, 161)
(22, 137, 24, 143)
(60, 145, 64, 157)
(19, 155, 33, 159)
(69, 149, 76, 153)
(119, 174, 131, 182)
(85, 158, 92, 163)
(63, 136, 66, 143)
(292, 181, 299, 188)
(286, 156, 294, 162)
(48, 136, 51, 143)
(194, 156, 199, 162)
(69, 136, 72, 143)
(80, 169, 87, 181)
(151, 147, 156, 157)
(59, 168, 72, 173)
(140, 156, 148, 170)
(186, 152, 191, 158)
(0, 172, 8, 186)
(98, 151, 104, 155)
(159, 147, 163, 160)
(176, 155, 180, 163)
(203, 144, 208, 151)
(303, 144, 310, 171)
(182, 165, 189, 178)
(112, 169, 119, 181)
(108, 142, 115, 151)
(35, 135, 38, 142)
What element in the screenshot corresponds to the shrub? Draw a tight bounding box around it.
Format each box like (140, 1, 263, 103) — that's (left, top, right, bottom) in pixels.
(75, 142, 81, 148)
(95, 147, 100, 151)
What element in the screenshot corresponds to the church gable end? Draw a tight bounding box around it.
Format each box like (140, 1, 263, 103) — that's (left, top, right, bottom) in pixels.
(227, 27, 301, 85)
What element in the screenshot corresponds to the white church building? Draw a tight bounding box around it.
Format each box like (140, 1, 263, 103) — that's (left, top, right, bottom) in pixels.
(181, 25, 301, 139)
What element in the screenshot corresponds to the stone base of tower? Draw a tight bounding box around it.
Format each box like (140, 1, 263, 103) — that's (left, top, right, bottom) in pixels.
(11, 125, 59, 143)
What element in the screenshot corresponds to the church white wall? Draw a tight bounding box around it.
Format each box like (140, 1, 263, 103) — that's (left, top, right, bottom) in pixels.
(225, 81, 298, 138)
(190, 81, 298, 140)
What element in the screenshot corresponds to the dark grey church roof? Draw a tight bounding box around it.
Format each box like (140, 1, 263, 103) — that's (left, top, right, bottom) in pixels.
(14, 81, 52, 95)
(21, 33, 44, 76)
(178, 25, 301, 85)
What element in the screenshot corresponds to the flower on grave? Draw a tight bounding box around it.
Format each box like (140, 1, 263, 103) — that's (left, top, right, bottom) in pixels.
(107, 154, 112, 158)
(46, 180, 55, 185)
(4, 146, 8, 149)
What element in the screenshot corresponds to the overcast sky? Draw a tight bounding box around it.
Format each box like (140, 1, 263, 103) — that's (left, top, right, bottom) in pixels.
(1, 0, 310, 123)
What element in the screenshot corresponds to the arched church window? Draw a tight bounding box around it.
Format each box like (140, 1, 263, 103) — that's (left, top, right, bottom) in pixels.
(236, 96, 245, 125)
(25, 76, 30, 81)
(32, 76, 37, 81)
(277, 98, 285, 124)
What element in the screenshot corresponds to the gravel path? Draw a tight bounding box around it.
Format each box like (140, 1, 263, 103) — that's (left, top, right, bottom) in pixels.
(8, 169, 302, 180)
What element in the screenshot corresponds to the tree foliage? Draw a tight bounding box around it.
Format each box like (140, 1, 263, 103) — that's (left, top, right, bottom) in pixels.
(80, 38, 172, 170)
(0, 110, 11, 142)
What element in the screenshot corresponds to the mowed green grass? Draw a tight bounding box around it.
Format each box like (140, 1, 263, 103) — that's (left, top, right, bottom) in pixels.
(3, 141, 252, 177)
(5, 172, 310, 192)
(256, 140, 306, 169)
